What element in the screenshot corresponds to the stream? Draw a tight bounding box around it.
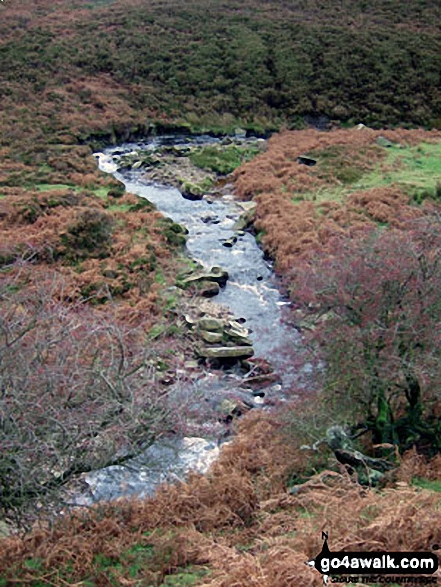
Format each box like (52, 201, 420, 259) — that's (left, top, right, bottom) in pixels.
(71, 135, 299, 506)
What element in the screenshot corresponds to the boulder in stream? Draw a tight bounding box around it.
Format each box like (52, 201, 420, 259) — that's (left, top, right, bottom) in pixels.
(199, 346, 254, 359)
(224, 322, 252, 346)
(222, 236, 238, 248)
(198, 316, 225, 332)
(233, 201, 257, 231)
(181, 266, 229, 288)
(193, 315, 255, 363)
(199, 280, 220, 297)
(199, 330, 224, 344)
(181, 189, 204, 201)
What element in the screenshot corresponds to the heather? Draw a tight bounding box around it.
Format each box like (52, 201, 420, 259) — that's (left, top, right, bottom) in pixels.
(1, 0, 441, 181)
(1, 0, 441, 584)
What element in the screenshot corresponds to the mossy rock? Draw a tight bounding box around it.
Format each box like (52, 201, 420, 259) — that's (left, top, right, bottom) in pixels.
(198, 345, 254, 359)
(107, 180, 125, 198)
(158, 218, 188, 247)
(181, 181, 205, 200)
(198, 317, 225, 332)
(197, 280, 220, 297)
(199, 329, 223, 343)
(181, 267, 229, 288)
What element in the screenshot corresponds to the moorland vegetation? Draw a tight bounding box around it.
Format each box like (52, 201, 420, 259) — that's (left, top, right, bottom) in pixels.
(1, 0, 441, 585)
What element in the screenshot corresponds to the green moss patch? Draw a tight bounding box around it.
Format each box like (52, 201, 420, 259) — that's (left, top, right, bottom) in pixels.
(189, 145, 260, 175)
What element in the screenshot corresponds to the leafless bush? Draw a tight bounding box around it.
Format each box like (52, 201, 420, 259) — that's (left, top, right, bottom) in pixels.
(0, 267, 177, 525)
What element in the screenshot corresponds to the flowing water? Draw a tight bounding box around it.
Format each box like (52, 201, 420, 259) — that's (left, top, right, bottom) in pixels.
(107, 135, 297, 367)
(71, 135, 299, 505)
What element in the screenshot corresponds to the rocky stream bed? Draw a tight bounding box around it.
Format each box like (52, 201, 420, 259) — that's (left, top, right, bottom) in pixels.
(70, 134, 300, 506)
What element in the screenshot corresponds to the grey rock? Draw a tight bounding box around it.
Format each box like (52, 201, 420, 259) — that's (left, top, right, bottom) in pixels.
(237, 201, 257, 213)
(224, 323, 252, 346)
(377, 136, 400, 149)
(201, 214, 219, 224)
(256, 138, 267, 151)
(218, 399, 240, 416)
(198, 317, 225, 332)
(182, 266, 228, 288)
(326, 425, 353, 451)
(233, 202, 256, 231)
(240, 373, 281, 389)
(184, 314, 197, 327)
(200, 330, 224, 344)
(181, 190, 204, 202)
(199, 281, 220, 297)
(199, 346, 254, 359)
(222, 236, 237, 248)
(184, 360, 199, 370)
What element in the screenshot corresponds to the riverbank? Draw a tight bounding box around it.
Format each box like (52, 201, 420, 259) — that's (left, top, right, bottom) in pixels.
(0, 131, 299, 526)
(2, 129, 441, 586)
(62, 134, 297, 508)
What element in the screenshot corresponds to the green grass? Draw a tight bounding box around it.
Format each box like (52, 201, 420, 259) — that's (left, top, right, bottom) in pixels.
(86, 0, 116, 7)
(293, 141, 441, 206)
(189, 145, 260, 175)
(162, 568, 209, 586)
(12, 544, 208, 586)
(106, 203, 132, 212)
(35, 183, 75, 191)
(92, 187, 109, 200)
(34, 183, 108, 198)
(298, 186, 352, 204)
(412, 477, 441, 492)
(354, 142, 441, 195)
(148, 323, 167, 340)
(32, 183, 126, 209)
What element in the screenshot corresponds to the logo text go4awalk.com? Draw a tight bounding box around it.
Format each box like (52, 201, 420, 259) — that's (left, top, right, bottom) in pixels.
(306, 532, 438, 585)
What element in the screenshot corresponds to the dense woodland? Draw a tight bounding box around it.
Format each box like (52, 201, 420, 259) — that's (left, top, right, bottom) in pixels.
(1, 0, 441, 585)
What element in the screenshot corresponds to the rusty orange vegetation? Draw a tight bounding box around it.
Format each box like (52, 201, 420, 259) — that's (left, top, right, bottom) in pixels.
(0, 182, 181, 326)
(1, 412, 441, 585)
(233, 128, 441, 272)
